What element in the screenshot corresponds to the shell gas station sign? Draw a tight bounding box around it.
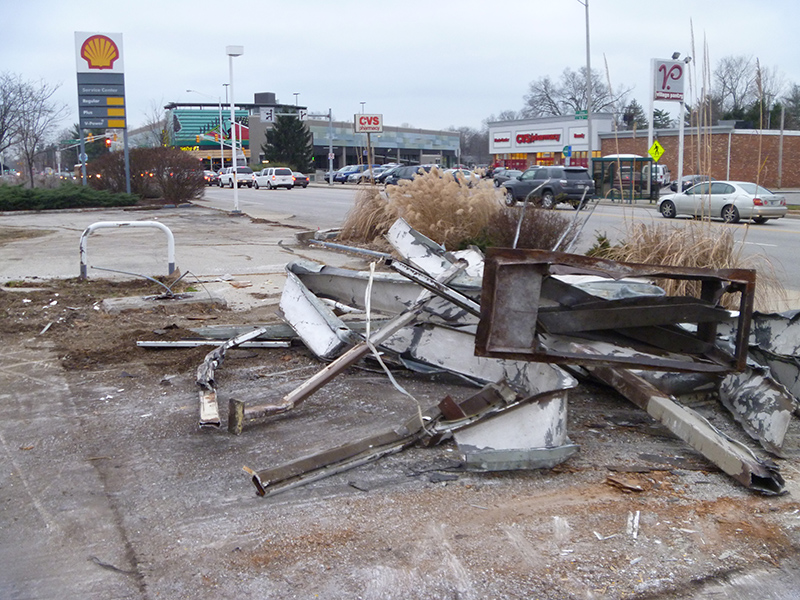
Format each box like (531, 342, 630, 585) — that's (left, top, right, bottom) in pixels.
(75, 32, 126, 129)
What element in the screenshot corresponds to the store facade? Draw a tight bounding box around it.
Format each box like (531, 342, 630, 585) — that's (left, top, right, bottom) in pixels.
(487, 113, 614, 170)
(164, 93, 461, 172)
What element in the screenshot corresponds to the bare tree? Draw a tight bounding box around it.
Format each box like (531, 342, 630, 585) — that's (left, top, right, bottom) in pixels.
(521, 67, 630, 119)
(136, 99, 169, 148)
(755, 61, 785, 128)
(0, 72, 24, 164)
(15, 79, 68, 186)
(484, 110, 521, 123)
(713, 55, 756, 115)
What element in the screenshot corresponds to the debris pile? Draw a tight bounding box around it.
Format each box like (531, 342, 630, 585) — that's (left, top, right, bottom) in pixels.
(147, 218, 800, 497)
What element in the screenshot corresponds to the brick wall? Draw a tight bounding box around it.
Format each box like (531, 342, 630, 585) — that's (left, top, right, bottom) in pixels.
(601, 131, 800, 188)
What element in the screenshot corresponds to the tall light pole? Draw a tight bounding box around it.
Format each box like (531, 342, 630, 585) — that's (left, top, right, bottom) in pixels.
(577, 0, 593, 173)
(187, 89, 225, 171)
(226, 45, 243, 213)
(293, 92, 299, 106)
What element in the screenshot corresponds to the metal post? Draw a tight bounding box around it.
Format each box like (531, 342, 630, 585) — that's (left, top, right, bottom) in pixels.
(584, 0, 593, 173)
(218, 98, 224, 171)
(226, 46, 243, 213)
(677, 99, 685, 190)
(328, 109, 333, 186)
(123, 128, 131, 195)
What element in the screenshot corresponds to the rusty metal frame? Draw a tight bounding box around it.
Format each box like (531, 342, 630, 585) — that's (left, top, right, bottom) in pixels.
(475, 249, 756, 373)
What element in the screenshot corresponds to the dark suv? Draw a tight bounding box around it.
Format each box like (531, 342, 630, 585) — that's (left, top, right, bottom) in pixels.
(383, 164, 436, 186)
(502, 166, 595, 209)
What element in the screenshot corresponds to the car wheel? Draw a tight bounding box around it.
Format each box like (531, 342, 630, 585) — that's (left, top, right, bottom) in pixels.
(494, 179, 500, 188)
(266, 182, 273, 190)
(303, 184, 308, 188)
(254, 181, 259, 189)
(541, 191, 556, 209)
(722, 204, 740, 223)
(504, 189, 516, 206)
(218, 180, 223, 187)
(752, 217, 768, 224)
(659, 200, 676, 218)
(229, 179, 234, 188)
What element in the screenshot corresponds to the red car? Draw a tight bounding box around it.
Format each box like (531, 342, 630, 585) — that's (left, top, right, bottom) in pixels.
(292, 172, 310, 188)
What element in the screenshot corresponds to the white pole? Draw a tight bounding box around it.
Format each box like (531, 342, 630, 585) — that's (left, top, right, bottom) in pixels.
(228, 53, 239, 213)
(647, 59, 655, 154)
(328, 109, 333, 186)
(677, 99, 685, 190)
(218, 97, 224, 171)
(584, 0, 593, 174)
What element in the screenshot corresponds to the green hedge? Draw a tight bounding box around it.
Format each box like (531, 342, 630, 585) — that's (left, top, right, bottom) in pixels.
(0, 183, 139, 211)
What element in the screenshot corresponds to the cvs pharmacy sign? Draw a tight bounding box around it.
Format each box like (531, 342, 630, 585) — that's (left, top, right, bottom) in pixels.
(354, 113, 383, 133)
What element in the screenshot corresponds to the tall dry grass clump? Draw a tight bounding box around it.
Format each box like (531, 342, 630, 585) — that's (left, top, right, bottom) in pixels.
(591, 220, 785, 311)
(340, 167, 579, 251)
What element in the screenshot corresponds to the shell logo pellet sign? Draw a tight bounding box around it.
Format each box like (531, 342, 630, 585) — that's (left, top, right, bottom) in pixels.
(75, 32, 126, 129)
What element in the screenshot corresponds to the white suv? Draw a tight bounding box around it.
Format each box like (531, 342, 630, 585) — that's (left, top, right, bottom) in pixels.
(218, 166, 255, 188)
(254, 167, 294, 190)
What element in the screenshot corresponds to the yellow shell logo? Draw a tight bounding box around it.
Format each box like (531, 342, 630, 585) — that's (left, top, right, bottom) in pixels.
(81, 35, 119, 70)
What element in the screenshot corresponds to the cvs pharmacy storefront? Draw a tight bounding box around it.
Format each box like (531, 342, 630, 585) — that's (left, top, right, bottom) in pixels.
(488, 113, 613, 170)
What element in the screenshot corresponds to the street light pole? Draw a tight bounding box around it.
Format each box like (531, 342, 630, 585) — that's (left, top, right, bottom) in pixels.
(578, 0, 593, 173)
(294, 93, 299, 106)
(226, 45, 243, 213)
(187, 89, 225, 171)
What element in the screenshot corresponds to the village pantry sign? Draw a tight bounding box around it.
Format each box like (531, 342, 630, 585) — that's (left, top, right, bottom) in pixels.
(75, 32, 126, 129)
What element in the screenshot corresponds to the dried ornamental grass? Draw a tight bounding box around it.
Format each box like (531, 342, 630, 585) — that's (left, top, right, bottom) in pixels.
(594, 220, 785, 311)
(340, 166, 583, 253)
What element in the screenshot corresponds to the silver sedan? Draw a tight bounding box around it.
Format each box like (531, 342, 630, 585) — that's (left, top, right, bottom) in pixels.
(657, 180, 787, 224)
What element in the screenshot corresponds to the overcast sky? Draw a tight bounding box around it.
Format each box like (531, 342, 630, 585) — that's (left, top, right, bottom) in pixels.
(5, 0, 798, 134)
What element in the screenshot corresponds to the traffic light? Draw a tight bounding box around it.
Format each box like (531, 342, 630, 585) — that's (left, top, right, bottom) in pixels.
(87, 134, 94, 143)
(196, 135, 201, 143)
(105, 138, 112, 148)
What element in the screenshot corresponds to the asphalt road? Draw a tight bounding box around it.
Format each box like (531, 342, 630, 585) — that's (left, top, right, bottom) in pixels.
(200, 182, 800, 297)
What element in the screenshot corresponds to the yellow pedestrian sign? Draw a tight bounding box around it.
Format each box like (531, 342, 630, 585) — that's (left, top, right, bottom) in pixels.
(649, 140, 665, 162)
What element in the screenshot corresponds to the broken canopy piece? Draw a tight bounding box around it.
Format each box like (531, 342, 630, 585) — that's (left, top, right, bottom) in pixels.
(475, 248, 755, 373)
(719, 365, 795, 457)
(195, 326, 274, 428)
(244, 381, 577, 497)
(587, 364, 785, 495)
(279, 270, 361, 360)
(452, 389, 578, 471)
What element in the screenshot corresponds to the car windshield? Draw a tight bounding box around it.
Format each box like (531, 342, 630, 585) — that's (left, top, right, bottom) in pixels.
(739, 183, 773, 195)
(236, 167, 253, 174)
(276, 168, 292, 176)
(564, 170, 589, 180)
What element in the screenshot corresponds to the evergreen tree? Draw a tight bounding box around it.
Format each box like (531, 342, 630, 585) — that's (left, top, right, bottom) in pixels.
(621, 99, 648, 130)
(652, 109, 674, 129)
(261, 115, 313, 172)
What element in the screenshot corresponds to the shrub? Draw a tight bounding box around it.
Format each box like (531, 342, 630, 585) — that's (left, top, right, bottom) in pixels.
(339, 167, 579, 252)
(0, 182, 138, 211)
(87, 147, 205, 203)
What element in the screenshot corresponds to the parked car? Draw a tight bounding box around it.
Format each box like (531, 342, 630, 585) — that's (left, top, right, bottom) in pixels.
(658, 180, 787, 224)
(653, 164, 671, 187)
(352, 165, 392, 184)
(376, 165, 401, 184)
(218, 166, 255, 188)
(384, 164, 436, 186)
(493, 169, 522, 187)
(254, 167, 294, 190)
(443, 168, 480, 187)
(292, 172, 310, 188)
(327, 165, 367, 184)
(669, 174, 714, 192)
(502, 165, 595, 209)
(203, 170, 219, 186)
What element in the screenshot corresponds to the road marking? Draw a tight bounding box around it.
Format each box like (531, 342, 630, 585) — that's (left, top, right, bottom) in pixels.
(743, 241, 777, 247)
